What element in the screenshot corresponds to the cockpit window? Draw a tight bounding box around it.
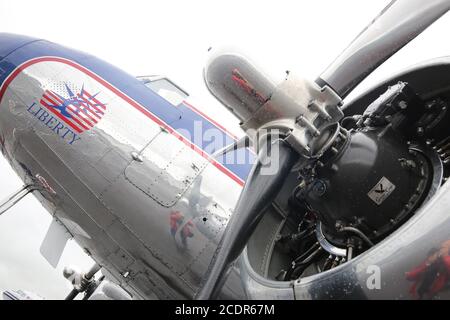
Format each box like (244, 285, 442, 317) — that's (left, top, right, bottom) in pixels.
(138, 76, 188, 106)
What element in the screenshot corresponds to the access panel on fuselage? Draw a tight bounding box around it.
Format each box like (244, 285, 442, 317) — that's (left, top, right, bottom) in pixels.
(124, 128, 210, 207)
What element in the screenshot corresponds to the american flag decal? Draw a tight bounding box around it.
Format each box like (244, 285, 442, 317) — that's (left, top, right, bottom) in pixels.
(39, 83, 106, 133)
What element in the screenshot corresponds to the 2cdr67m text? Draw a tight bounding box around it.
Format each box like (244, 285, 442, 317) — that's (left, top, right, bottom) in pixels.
(218, 304, 274, 315)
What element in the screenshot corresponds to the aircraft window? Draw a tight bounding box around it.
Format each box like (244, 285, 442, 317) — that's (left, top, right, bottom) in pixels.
(143, 78, 188, 106)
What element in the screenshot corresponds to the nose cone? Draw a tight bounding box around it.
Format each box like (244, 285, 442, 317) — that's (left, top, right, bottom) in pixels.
(0, 33, 39, 61)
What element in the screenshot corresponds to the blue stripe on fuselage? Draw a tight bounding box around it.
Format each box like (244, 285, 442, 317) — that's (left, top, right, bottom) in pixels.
(0, 34, 254, 182)
(174, 103, 255, 181)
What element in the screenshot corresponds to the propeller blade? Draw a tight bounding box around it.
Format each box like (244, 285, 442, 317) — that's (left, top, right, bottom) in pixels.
(64, 288, 79, 301)
(196, 138, 299, 299)
(318, 0, 450, 98)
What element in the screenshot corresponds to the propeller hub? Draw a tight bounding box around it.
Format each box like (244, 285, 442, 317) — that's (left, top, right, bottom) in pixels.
(204, 50, 344, 157)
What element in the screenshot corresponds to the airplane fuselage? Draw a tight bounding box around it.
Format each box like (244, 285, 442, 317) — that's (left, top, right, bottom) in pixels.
(0, 34, 254, 299)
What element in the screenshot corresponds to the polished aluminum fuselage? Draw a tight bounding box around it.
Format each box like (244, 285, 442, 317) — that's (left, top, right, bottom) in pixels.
(0, 37, 254, 299)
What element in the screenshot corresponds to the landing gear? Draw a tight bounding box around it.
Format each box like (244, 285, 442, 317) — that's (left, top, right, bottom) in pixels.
(64, 263, 102, 300)
(63, 263, 133, 300)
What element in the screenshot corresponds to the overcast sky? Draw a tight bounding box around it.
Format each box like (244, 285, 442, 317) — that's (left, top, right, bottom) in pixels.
(0, 0, 450, 299)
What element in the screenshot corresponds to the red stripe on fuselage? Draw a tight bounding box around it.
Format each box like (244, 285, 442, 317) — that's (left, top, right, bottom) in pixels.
(0, 56, 245, 186)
